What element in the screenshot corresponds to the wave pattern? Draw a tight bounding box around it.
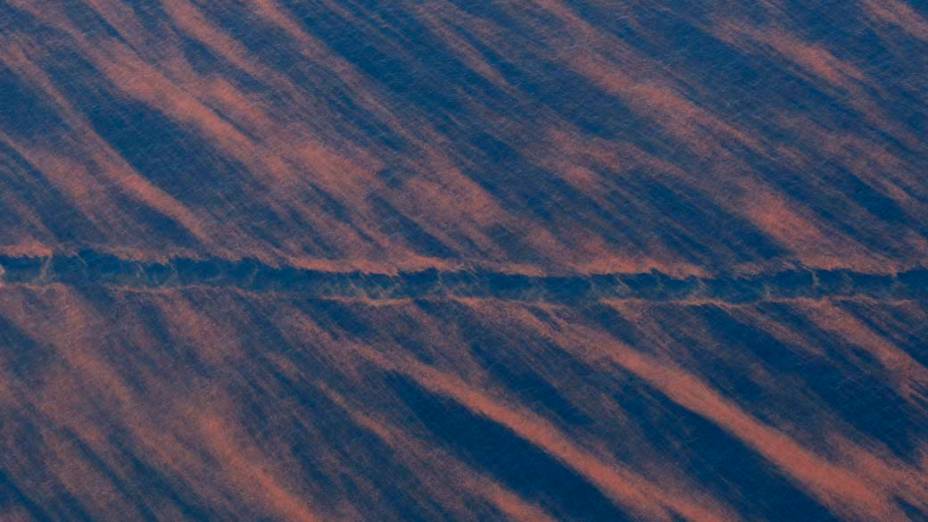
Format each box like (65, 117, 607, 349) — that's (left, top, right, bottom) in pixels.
(2, 1, 928, 521)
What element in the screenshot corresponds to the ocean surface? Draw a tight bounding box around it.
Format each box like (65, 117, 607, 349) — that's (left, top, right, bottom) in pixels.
(1, 1, 927, 520)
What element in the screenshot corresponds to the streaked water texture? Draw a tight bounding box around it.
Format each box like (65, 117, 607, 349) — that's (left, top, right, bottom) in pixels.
(1, 1, 927, 520)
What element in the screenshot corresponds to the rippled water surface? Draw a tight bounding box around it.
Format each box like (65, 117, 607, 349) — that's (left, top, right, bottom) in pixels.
(1, 1, 927, 520)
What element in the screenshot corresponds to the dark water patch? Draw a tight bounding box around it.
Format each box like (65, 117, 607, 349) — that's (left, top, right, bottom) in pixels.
(121, 198, 201, 249)
(227, 366, 454, 521)
(0, 314, 53, 386)
(37, 46, 263, 210)
(110, 437, 214, 522)
(610, 370, 840, 522)
(81, 98, 259, 207)
(59, 1, 121, 40)
(2, 252, 926, 304)
(578, 303, 645, 349)
(385, 373, 632, 521)
(197, 2, 410, 151)
(470, 342, 591, 427)
(837, 301, 928, 369)
(648, 306, 772, 414)
(712, 303, 928, 460)
(368, 196, 456, 258)
(277, 0, 469, 128)
(0, 469, 50, 522)
(0, 142, 105, 244)
(0, 66, 67, 140)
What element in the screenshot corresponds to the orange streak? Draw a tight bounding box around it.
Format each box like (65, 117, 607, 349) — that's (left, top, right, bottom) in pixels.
(361, 349, 736, 522)
(573, 317, 907, 521)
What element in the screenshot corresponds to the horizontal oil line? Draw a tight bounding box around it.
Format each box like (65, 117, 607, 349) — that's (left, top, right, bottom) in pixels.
(1, 252, 926, 303)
